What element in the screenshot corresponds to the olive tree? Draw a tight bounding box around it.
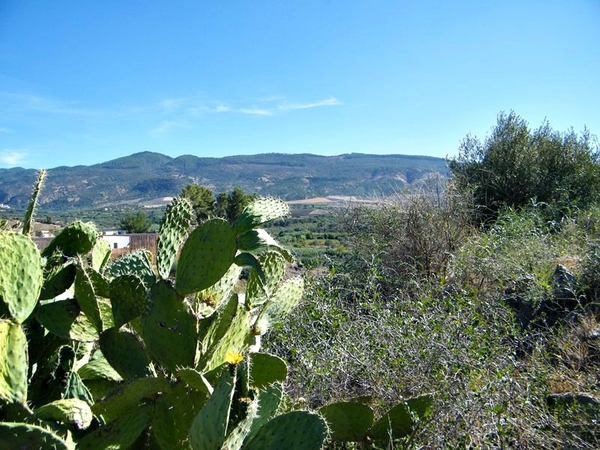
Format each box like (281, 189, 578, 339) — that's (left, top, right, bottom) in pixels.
(449, 111, 600, 224)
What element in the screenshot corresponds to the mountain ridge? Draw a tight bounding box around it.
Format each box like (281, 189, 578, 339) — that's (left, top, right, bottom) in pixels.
(0, 151, 449, 209)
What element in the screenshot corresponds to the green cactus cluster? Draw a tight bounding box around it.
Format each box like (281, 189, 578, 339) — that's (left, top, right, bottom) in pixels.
(0, 175, 432, 449)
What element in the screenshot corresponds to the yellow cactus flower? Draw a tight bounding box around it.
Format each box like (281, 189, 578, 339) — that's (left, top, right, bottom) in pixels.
(225, 352, 244, 365)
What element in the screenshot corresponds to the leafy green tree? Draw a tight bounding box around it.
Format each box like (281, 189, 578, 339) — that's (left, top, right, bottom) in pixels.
(449, 111, 600, 224)
(181, 184, 215, 222)
(214, 192, 229, 219)
(119, 211, 153, 233)
(225, 187, 254, 223)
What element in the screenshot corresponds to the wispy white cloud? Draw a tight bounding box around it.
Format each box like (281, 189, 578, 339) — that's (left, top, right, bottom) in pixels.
(214, 104, 231, 113)
(238, 108, 273, 116)
(150, 120, 188, 137)
(0, 149, 27, 166)
(0, 127, 10, 133)
(278, 96, 341, 111)
(165, 94, 342, 117)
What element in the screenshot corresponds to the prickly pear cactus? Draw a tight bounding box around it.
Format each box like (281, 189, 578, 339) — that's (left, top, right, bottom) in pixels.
(368, 394, 433, 442)
(41, 221, 98, 258)
(106, 249, 156, 288)
(242, 410, 328, 450)
(0, 422, 71, 449)
(319, 402, 374, 442)
(189, 368, 235, 450)
(39, 261, 76, 300)
(78, 403, 153, 450)
(91, 376, 169, 424)
(197, 295, 251, 373)
(0, 184, 328, 449)
(253, 277, 304, 336)
(99, 327, 154, 380)
(176, 218, 237, 295)
(141, 281, 198, 372)
(233, 197, 290, 235)
(0, 320, 28, 404)
(152, 381, 208, 449)
(109, 274, 147, 328)
(91, 238, 111, 273)
(248, 352, 288, 389)
(246, 251, 287, 308)
(236, 228, 293, 261)
(33, 398, 93, 430)
(318, 394, 433, 444)
(156, 196, 193, 280)
(35, 299, 99, 342)
(0, 232, 43, 323)
(74, 265, 103, 332)
(22, 169, 46, 237)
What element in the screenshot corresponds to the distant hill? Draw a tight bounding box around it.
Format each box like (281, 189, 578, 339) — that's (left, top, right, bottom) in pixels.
(0, 152, 449, 209)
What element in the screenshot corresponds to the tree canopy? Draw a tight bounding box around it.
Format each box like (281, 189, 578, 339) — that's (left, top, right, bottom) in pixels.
(449, 111, 600, 224)
(180, 185, 255, 223)
(119, 211, 153, 233)
(181, 185, 215, 221)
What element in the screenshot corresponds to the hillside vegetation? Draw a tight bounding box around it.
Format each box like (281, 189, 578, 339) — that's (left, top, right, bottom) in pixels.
(265, 112, 600, 447)
(0, 152, 448, 209)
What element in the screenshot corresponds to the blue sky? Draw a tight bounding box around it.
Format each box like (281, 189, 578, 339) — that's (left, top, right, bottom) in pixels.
(1, 1, 599, 169)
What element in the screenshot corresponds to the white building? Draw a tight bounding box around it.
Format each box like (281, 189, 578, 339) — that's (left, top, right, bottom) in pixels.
(100, 232, 131, 250)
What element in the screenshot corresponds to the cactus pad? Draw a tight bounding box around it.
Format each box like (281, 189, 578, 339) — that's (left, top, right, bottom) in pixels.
(35, 299, 99, 342)
(78, 354, 122, 382)
(22, 169, 46, 236)
(99, 327, 154, 380)
(253, 277, 304, 335)
(0, 232, 43, 322)
(39, 261, 76, 300)
(78, 403, 153, 450)
(222, 396, 260, 450)
(246, 251, 286, 308)
(197, 294, 251, 373)
(106, 250, 156, 288)
(0, 321, 28, 404)
(33, 398, 93, 430)
(141, 281, 198, 372)
(176, 219, 237, 296)
(0, 422, 71, 449)
(249, 353, 288, 389)
(245, 383, 283, 443)
(92, 376, 169, 423)
(152, 381, 208, 449)
(41, 221, 98, 258)
(236, 228, 293, 261)
(156, 196, 193, 280)
(194, 263, 242, 313)
(74, 266, 103, 332)
(233, 197, 290, 235)
(189, 368, 235, 450)
(109, 274, 147, 328)
(91, 238, 111, 272)
(319, 402, 374, 442)
(178, 367, 213, 395)
(243, 410, 328, 450)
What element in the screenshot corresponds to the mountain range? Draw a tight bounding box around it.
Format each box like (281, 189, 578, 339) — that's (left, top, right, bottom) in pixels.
(0, 152, 449, 209)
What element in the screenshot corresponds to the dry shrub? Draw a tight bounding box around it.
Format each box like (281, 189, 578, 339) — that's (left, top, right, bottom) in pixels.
(266, 191, 600, 448)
